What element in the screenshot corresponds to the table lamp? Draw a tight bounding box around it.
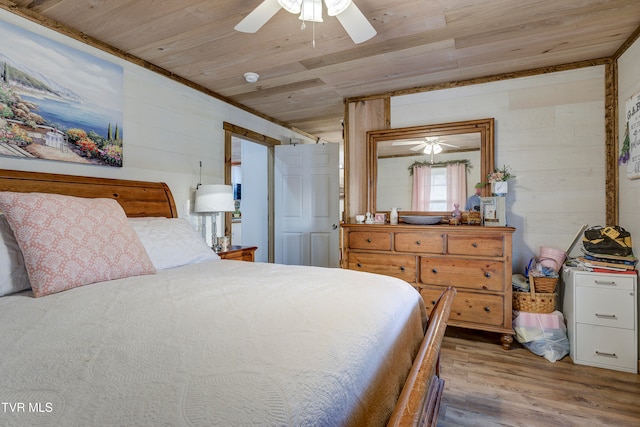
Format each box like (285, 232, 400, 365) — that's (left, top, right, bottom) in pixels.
(194, 184, 235, 251)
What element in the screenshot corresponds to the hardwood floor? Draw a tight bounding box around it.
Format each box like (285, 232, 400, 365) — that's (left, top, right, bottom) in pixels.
(437, 327, 640, 427)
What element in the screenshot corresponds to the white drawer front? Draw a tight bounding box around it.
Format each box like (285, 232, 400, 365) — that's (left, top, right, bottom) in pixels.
(575, 273, 635, 290)
(575, 287, 635, 329)
(575, 324, 637, 372)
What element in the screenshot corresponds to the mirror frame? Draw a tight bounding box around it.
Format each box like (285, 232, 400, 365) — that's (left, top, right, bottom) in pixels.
(367, 118, 494, 216)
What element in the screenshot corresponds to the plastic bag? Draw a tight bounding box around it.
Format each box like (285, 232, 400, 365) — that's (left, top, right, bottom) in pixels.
(512, 310, 569, 363)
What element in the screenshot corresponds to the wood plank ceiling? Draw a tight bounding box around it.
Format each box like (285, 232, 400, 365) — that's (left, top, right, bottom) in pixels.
(4, 0, 640, 143)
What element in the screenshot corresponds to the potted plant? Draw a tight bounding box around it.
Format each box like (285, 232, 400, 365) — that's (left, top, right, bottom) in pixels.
(486, 165, 515, 196)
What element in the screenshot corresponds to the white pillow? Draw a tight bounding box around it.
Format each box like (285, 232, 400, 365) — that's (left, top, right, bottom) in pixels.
(128, 217, 219, 270)
(0, 214, 31, 296)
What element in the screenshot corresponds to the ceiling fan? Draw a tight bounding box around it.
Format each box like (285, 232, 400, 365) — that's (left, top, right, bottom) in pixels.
(234, 0, 377, 44)
(392, 137, 459, 163)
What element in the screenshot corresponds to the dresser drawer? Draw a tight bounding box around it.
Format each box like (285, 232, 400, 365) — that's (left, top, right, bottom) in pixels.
(348, 232, 392, 251)
(420, 287, 504, 326)
(395, 232, 444, 254)
(575, 323, 637, 372)
(420, 257, 504, 291)
(347, 253, 416, 282)
(447, 234, 504, 257)
(575, 287, 635, 329)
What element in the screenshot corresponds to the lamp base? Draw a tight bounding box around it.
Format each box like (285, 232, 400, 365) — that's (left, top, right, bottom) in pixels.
(212, 230, 220, 253)
(211, 213, 220, 252)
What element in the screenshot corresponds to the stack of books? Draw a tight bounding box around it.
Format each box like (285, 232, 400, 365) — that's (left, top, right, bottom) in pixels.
(576, 247, 638, 274)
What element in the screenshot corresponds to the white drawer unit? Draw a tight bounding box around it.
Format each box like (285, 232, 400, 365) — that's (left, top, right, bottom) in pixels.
(563, 267, 638, 373)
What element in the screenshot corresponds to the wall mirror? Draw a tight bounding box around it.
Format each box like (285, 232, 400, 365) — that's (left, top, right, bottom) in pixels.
(367, 118, 494, 216)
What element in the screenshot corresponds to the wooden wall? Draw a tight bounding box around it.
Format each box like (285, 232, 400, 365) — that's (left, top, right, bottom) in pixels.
(344, 98, 388, 221)
(345, 65, 609, 273)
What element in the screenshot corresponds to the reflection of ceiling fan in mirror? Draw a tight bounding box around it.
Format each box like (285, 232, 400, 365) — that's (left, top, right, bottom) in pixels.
(234, 0, 376, 45)
(392, 137, 459, 163)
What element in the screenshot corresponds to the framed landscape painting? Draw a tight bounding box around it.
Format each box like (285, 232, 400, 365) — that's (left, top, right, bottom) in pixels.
(0, 18, 124, 167)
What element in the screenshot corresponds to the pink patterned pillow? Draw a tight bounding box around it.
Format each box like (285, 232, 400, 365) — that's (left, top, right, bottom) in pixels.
(0, 192, 156, 297)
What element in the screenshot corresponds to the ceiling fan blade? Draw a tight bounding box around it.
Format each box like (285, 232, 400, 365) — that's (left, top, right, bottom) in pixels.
(234, 0, 282, 33)
(410, 144, 426, 151)
(439, 142, 459, 148)
(335, 2, 376, 44)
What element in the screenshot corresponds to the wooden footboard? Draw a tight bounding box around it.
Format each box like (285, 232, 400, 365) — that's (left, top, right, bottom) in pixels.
(388, 286, 456, 427)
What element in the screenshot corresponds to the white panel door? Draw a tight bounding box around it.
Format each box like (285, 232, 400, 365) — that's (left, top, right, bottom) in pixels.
(275, 143, 340, 267)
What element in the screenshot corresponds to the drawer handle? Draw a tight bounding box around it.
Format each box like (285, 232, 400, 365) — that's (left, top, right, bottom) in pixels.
(472, 242, 478, 248)
(595, 313, 617, 319)
(595, 351, 618, 358)
(367, 238, 372, 243)
(484, 307, 491, 312)
(357, 263, 362, 268)
(416, 241, 421, 245)
(400, 266, 405, 271)
(431, 268, 438, 274)
(594, 280, 617, 286)
(484, 272, 491, 278)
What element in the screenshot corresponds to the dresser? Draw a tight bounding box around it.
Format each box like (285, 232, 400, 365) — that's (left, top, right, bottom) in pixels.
(341, 223, 515, 349)
(562, 267, 638, 373)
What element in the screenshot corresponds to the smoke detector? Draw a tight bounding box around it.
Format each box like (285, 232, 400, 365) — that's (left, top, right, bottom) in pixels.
(244, 72, 259, 83)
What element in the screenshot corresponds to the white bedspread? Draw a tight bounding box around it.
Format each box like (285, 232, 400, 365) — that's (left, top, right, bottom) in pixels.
(0, 260, 426, 427)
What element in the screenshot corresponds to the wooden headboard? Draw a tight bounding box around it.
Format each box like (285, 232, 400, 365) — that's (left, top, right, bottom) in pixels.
(0, 169, 178, 218)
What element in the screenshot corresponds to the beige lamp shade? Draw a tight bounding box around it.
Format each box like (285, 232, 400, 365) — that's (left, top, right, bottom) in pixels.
(194, 185, 235, 213)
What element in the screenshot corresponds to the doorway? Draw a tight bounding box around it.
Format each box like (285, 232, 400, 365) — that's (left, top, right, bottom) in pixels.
(223, 122, 280, 263)
(231, 138, 268, 262)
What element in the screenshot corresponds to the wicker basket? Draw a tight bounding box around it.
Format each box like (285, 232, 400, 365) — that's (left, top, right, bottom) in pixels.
(528, 275, 558, 293)
(513, 276, 557, 313)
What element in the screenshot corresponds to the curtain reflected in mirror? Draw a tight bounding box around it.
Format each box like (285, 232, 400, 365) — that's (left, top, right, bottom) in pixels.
(411, 162, 467, 211)
(377, 150, 480, 212)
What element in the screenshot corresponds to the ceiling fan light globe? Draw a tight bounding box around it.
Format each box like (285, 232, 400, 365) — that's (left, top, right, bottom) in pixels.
(325, 0, 352, 16)
(277, 0, 302, 14)
(299, 0, 323, 22)
(423, 143, 443, 155)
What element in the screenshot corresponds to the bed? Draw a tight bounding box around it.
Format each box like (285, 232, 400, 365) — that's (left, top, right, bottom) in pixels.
(0, 168, 455, 427)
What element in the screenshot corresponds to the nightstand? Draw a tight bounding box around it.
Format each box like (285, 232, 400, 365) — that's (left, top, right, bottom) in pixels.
(217, 245, 257, 262)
